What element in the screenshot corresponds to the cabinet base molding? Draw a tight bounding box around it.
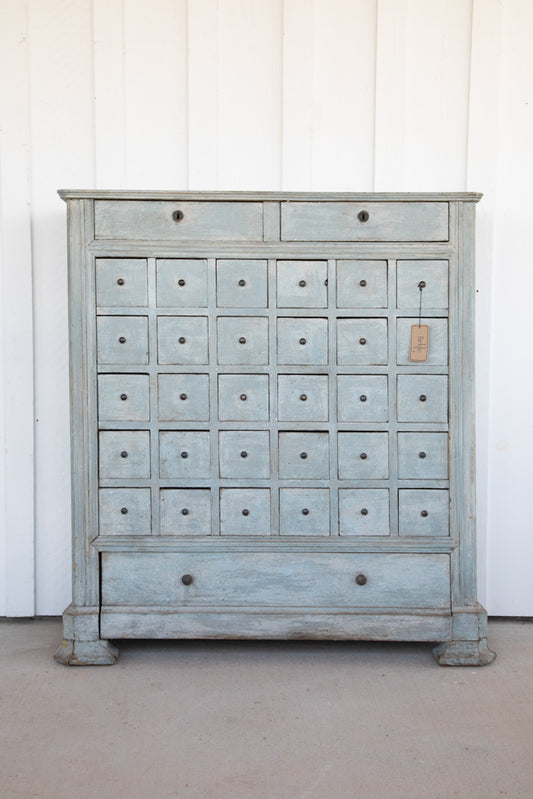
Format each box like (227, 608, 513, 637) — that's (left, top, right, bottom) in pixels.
(54, 638, 119, 666)
(433, 638, 496, 666)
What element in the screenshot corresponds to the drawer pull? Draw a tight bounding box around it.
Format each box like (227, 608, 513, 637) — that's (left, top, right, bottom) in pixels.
(181, 508, 189, 515)
(181, 451, 188, 458)
(178, 279, 186, 287)
(299, 280, 307, 287)
(299, 337, 307, 345)
(117, 278, 125, 286)
(360, 452, 367, 460)
(181, 573, 193, 585)
(120, 451, 128, 458)
(418, 280, 426, 289)
(358, 210, 369, 223)
(419, 451, 427, 459)
(240, 451, 248, 458)
(300, 394, 307, 401)
(355, 573, 367, 586)
(178, 336, 186, 344)
(238, 279, 246, 287)
(300, 452, 308, 459)
(120, 393, 128, 401)
(302, 508, 309, 515)
(172, 210, 184, 222)
(359, 279, 367, 287)
(120, 507, 128, 514)
(360, 394, 367, 402)
(240, 393, 247, 401)
(118, 336, 126, 344)
(360, 508, 368, 516)
(359, 337, 367, 345)
(419, 394, 427, 402)
(239, 336, 247, 344)
(180, 393, 187, 400)
(242, 508, 250, 516)
(421, 510, 429, 517)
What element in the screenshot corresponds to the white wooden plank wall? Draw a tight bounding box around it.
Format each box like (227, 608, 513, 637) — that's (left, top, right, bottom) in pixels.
(0, 0, 532, 615)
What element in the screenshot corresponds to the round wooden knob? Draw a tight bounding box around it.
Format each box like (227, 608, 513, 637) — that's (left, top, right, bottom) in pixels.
(181, 574, 193, 585)
(355, 574, 367, 586)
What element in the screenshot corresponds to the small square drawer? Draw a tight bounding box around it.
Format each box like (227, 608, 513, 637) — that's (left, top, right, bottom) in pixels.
(339, 489, 390, 535)
(278, 432, 329, 479)
(97, 316, 149, 364)
(95, 200, 264, 241)
(337, 319, 388, 365)
(397, 260, 448, 308)
(220, 489, 271, 535)
(218, 375, 269, 421)
(397, 375, 448, 423)
(99, 488, 151, 534)
(338, 432, 389, 479)
(96, 258, 148, 306)
(219, 431, 270, 478)
(217, 260, 268, 307)
(158, 316, 209, 364)
(336, 261, 387, 308)
(160, 489, 211, 535)
(276, 261, 328, 307)
(398, 433, 448, 479)
(281, 201, 449, 242)
(337, 375, 388, 422)
(158, 374, 210, 421)
(217, 317, 269, 365)
(98, 374, 150, 421)
(278, 375, 328, 422)
(398, 489, 449, 536)
(279, 489, 330, 535)
(397, 318, 448, 365)
(277, 318, 328, 365)
(156, 259, 208, 307)
(99, 431, 150, 478)
(159, 431, 211, 478)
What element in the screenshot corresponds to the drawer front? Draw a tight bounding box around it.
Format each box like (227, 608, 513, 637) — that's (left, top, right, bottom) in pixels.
(101, 551, 451, 609)
(156, 259, 208, 307)
(338, 432, 389, 479)
(397, 318, 448, 365)
(281, 201, 449, 241)
(160, 489, 211, 535)
(216, 260, 268, 308)
(97, 316, 149, 364)
(159, 431, 211, 478)
(218, 431, 271, 478)
(397, 375, 448, 423)
(99, 488, 151, 534)
(277, 318, 328, 365)
(279, 488, 330, 535)
(99, 431, 151, 478)
(157, 316, 209, 365)
(278, 375, 328, 421)
(337, 375, 388, 422)
(96, 258, 148, 307)
(219, 489, 271, 535)
(278, 432, 329, 479)
(399, 489, 449, 536)
(158, 374, 210, 421)
(398, 432, 448, 479)
(339, 489, 390, 536)
(95, 200, 264, 241)
(337, 319, 388, 365)
(336, 260, 388, 308)
(217, 317, 269, 365)
(397, 260, 448, 308)
(98, 374, 150, 421)
(218, 374, 269, 421)
(276, 260, 328, 308)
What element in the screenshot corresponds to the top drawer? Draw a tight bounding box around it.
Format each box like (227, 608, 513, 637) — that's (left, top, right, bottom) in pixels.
(95, 200, 264, 241)
(281, 202, 448, 242)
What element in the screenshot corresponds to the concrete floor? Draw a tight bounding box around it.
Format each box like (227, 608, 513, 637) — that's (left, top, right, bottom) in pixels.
(0, 620, 531, 799)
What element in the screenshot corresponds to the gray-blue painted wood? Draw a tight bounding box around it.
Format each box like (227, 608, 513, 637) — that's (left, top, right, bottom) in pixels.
(56, 191, 495, 668)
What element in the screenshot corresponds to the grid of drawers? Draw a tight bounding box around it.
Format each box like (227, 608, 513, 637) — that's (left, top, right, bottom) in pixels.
(97, 256, 450, 537)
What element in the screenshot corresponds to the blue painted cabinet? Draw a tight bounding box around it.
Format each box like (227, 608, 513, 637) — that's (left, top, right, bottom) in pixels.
(55, 191, 495, 666)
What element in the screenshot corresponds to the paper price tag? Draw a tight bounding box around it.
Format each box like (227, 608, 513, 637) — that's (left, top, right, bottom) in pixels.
(409, 324, 429, 362)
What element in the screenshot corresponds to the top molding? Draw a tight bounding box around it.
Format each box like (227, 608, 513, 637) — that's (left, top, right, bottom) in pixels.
(58, 190, 483, 203)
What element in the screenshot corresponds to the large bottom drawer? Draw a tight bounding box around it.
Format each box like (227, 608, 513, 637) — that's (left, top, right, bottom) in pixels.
(101, 552, 450, 610)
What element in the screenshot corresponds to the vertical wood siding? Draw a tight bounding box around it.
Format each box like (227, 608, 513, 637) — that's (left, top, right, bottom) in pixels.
(0, 0, 532, 614)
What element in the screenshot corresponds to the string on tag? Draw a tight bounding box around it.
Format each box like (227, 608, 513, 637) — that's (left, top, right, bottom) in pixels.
(418, 281, 426, 327)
